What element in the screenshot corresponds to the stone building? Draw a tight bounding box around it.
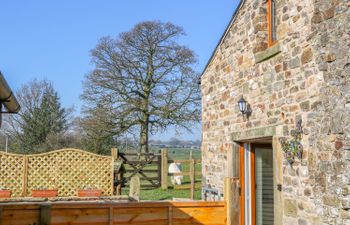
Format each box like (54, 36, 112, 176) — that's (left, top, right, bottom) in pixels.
(201, 0, 350, 224)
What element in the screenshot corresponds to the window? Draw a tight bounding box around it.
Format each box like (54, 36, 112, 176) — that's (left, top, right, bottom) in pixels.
(267, 0, 277, 46)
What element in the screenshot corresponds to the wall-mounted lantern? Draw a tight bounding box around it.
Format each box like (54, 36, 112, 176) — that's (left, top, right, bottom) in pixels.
(237, 96, 252, 118)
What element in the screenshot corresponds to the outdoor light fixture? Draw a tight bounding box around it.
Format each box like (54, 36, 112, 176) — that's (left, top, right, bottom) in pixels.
(237, 96, 252, 118)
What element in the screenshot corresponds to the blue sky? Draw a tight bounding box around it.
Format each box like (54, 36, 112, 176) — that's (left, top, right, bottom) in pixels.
(0, 0, 239, 140)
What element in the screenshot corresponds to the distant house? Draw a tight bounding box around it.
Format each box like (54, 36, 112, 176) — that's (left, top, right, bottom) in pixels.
(0, 72, 20, 127)
(201, 0, 349, 225)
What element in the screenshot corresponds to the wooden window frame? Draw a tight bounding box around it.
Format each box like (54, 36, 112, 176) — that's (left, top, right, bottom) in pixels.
(267, 0, 277, 47)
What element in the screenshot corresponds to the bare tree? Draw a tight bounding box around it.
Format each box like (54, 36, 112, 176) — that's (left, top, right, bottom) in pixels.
(82, 21, 200, 154)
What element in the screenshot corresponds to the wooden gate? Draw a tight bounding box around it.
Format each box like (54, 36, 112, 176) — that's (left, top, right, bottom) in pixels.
(119, 152, 161, 189)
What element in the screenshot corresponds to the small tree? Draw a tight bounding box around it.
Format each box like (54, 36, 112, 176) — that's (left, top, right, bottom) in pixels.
(79, 104, 118, 155)
(4, 79, 71, 153)
(82, 21, 201, 154)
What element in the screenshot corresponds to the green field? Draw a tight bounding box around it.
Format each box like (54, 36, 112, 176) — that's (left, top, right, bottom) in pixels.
(121, 148, 202, 200)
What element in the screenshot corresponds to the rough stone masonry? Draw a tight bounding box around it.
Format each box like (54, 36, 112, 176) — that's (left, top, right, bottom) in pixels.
(201, 0, 350, 224)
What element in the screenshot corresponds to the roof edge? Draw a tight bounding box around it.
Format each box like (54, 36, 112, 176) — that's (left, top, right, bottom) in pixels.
(201, 0, 245, 77)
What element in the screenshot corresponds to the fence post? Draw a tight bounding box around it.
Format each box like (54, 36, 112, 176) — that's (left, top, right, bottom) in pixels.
(225, 177, 240, 225)
(190, 158, 195, 200)
(111, 148, 119, 196)
(0, 206, 2, 225)
(129, 175, 140, 201)
(161, 149, 168, 190)
(111, 148, 118, 160)
(40, 203, 51, 225)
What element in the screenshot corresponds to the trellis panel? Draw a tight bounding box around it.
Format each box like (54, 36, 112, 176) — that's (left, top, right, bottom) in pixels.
(0, 149, 114, 197)
(0, 152, 25, 197)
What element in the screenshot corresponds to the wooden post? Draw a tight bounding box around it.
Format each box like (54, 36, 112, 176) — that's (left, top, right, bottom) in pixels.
(22, 155, 28, 197)
(116, 173, 122, 196)
(190, 159, 195, 200)
(111, 148, 119, 196)
(157, 154, 162, 188)
(225, 177, 240, 225)
(111, 148, 119, 160)
(161, 149, 168, 190)
(0, 206, 3, 225)
(227, 143, 240, 178)
(40, 204, 51, 225)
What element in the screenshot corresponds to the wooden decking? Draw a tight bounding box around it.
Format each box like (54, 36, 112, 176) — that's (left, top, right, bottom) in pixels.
(0, 200, 226, 225)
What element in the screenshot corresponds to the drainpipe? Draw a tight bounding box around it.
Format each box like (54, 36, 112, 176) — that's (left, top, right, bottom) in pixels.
(0, 72, 21, 127)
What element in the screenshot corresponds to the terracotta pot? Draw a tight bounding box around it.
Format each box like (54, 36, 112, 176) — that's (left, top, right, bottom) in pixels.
(32, 189, 58, 198)
(0, 190, 11, 198)
(77, 189, 102, 197)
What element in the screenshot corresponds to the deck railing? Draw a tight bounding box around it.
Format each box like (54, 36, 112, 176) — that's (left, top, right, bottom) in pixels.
(0, 200, 226, 225)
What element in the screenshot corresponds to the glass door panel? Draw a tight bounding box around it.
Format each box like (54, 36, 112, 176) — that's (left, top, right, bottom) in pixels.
(255, 148, 274, 225)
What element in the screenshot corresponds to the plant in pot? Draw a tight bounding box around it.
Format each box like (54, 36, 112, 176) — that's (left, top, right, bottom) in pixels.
(32, 187, 58, 198)
(0, 187, 12, 198)
(77, 185, 102, 197)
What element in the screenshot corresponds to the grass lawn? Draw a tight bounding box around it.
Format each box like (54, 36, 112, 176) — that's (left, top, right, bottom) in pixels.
(122, 148, 202, 200)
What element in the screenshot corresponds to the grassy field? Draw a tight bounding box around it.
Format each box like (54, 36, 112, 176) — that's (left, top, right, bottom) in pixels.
(121, 148, 202, 200)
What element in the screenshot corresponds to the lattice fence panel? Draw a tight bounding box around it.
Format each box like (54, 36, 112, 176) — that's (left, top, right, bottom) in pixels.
(26, 149, 113, 197)
(0, 152, 25, 197)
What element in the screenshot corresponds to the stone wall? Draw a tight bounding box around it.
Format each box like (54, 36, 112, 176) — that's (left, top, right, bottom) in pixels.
(201, 0, 350, 224)
(309, 0, 350, 224)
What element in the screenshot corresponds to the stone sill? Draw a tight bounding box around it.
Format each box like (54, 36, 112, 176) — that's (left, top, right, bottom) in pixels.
(254, 43, 281, 64)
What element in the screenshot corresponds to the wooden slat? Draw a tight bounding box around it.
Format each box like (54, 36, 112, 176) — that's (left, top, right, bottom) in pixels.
(2, 209, 40, 225)
(140, 185, 161, 188)
(171, 159, 201, 164)
(172, 206, 226, 225)
(124, 161, 159, 164)
(171, 172, 190, 176)
(120, 153, 157, 156)
(173, 184, 200, 190)
(125, 169, 159, 173)
(51, 208, 109, 225)
(114, 207, 168, 225)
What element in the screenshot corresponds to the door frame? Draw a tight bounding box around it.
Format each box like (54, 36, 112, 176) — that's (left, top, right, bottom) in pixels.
(239, 143, 273, 225)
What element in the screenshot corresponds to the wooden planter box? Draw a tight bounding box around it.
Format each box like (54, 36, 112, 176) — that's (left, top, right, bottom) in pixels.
(32, 190, 58, 198)
(0, 190, 11, 198)
(77, 189, 102, 197)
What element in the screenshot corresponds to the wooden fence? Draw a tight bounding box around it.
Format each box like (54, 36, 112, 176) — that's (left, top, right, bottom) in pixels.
(161, 149, 201, 199)
(0, 149, 116, 197)
(0, 201, 226, 225)
(119, 152, 162, 189)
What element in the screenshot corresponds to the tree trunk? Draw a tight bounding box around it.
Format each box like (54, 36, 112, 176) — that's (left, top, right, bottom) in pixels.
(140, 120, 149, 154)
